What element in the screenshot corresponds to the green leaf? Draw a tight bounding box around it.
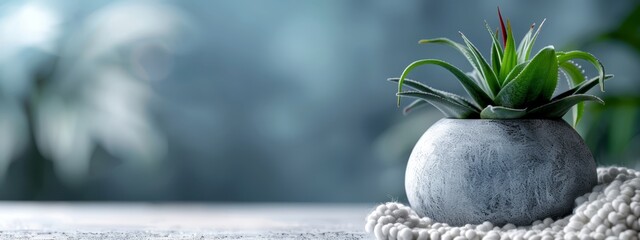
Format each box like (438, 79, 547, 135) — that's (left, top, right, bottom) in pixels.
(523, 19, 545, 62)
(502, 61, 527, 86)
(499, 21, 518, 82)
(402, 99, 429, 114)
(397, 91, 479, 118)
(418, 38, 478, 70)
(560, 61, 586, 86)
(552, 74, 614, 101)
(495, 46, 558, 108)
(551, 74, 613, 126)
(484, 21, 503, 55)
(516, 19, 546, 63)
(397, 59, 493, 108)
(388, 78, 480, 111)
(418, 38, 490, 92)
(525, 94, 604, 118)
(466, 69, 485, 86)
(557, 50, 606, 91)
(572, 102, 584, 127)
(575, 74, 613, 94)
(480, 105, 527, 119)
(516, 24, 534, 64)
(490, 42, 502, 77)
(559, 61, 587, 126)
(484, 21, 503, 73)
(459, 32, 501, 97)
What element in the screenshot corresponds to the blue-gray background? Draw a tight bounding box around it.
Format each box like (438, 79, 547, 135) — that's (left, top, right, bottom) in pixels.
(0, 0, 638, 201)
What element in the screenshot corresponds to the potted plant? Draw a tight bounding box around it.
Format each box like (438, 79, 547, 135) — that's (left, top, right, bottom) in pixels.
(393, 10, 612, 226)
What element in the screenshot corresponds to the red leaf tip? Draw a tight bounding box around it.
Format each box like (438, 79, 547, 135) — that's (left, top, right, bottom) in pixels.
(497, 6, 507, 46)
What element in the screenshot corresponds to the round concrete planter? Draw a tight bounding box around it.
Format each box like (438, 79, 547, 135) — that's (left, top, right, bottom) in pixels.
(405, 119, 597, 226)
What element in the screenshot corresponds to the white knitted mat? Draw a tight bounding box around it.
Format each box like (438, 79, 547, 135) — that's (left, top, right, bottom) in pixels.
(365, 167, 640, 240)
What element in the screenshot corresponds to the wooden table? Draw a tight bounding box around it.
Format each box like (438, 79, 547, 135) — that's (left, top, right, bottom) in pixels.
(0, 202, 371, 239)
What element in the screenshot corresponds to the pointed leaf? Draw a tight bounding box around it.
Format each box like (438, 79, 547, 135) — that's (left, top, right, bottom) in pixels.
(480, 105, 527, 119)
(526, 94, 604, 118)
(397, 91, 479, 118)
(418, 38, 469, 56)
(497, 7, 507, 45)
(403, 99, 429, 114)
(459, 32, 501, 97)
(495, 46, 558, 108)
(418, 38, 478, 70)
(516, 23, 534, 63)
(388, 78, 480, 111)
(552, 74, 613, 101)
(571, 102, 584, 127)
(418, 38, 489, 91)
(524, 19, 545, 62)
(557, 50, 606, 91)
(397, 59, 493, 108)
(491, 41, 502, 76)
(499, 21, 518, 81)
(552, 73, 613, 127)
(484, 21, 503, 73)
(575, 74, 613, 94)
(484, 21, 503, 55)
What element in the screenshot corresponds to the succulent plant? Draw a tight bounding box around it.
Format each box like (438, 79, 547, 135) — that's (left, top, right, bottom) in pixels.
(393, 9, 612, 126)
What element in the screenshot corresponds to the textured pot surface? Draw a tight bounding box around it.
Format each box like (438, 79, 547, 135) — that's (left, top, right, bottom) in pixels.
(405, 119, 597, 226)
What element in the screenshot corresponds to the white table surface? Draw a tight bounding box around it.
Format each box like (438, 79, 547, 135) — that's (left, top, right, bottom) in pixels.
(0, 202, 373, 239)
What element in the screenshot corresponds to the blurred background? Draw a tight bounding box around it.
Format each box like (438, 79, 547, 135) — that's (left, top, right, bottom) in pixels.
(0, 0, 638, 202)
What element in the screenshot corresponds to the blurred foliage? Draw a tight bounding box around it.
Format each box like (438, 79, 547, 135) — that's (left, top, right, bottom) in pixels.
(578, 4, 640, 167)
(584, 96, 640, 166)
(0, 2, 190, 198)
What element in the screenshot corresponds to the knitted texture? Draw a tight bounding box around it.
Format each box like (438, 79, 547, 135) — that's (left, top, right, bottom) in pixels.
(365, 167, 640, 240)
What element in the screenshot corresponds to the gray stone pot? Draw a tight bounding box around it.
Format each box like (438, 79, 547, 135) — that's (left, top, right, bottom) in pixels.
(405, 119, 597, 226)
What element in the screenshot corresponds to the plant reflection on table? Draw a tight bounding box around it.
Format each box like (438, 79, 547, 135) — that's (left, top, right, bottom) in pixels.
(0, 2, 191, 190)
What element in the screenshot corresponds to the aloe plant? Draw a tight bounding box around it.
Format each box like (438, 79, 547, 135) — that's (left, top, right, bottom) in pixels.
(394, 10, 612, 127)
